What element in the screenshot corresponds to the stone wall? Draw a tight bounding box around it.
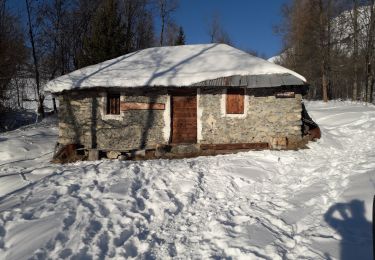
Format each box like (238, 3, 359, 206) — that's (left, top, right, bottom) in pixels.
(198, 88, 303, 149)
(58, 89, 168, 150)
(58, 86, 305, 151)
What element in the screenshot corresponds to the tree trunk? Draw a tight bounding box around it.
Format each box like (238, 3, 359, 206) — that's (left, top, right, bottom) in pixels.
(124, 0, 135, 53)
(365, 0, 375, 103)
(25, 0, 44, 118)
(53, 97, 57, 113)
(160, 13, 165, 46)
(16, 80, 20, 107)
(319, 0, 330, 102)
(353, 0, 359, 101)
(322, 69, 329, 102)
(366, 61, 374, 103)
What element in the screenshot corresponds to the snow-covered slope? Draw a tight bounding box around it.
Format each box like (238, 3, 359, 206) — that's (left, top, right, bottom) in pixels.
(267, 55, 281, 63)
(0, 101, 374, 259)
(272, 5, 373, 63)
(331, 4, 372, 53)
(45, 44, 306, 93)
(0, 117, 58, 196)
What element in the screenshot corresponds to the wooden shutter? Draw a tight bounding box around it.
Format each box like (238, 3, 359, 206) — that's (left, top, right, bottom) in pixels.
(107, 93, 120, 115)
(226, 89, 244, 114)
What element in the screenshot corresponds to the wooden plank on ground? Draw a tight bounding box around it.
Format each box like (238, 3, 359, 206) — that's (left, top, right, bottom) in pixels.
(200, 143, 269, 150)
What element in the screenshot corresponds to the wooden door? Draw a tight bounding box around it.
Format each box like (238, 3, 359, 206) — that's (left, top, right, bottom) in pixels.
(171, 90, 197, 144)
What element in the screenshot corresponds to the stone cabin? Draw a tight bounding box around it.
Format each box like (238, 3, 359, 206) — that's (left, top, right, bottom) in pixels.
(45, 43, 310, 159)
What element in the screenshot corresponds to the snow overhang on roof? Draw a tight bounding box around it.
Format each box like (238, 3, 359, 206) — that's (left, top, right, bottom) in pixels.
(45, 43, 307, 94)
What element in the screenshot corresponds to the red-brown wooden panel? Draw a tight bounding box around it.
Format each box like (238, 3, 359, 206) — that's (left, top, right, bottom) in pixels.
(120, 102, 165, 111)
(172, 112, 197, 117)
(171, 91, 197, 144)
(226, 89, 244, 114)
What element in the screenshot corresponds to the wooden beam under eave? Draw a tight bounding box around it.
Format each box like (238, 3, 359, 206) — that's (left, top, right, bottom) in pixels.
(120, 102, 165, 111)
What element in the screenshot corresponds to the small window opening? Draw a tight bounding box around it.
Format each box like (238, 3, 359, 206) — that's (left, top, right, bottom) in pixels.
(226, 88, 245, 114)
(107, 93, 120, 115)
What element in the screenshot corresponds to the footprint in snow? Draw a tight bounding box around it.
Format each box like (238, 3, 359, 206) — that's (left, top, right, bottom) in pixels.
(46, 190, 61, 204)
(114, 228, 133, 247)
(0, 225, 5, 249)
(168, 243, 177, 257)
(141, 188, 150, 199)
(63, 210, 76, 230)
(70, 246, 92, 260)
(56, 232, 68, 244)
(136, 197, 146, 211)
(21, 211, 34, 220)
(59, 248, 73, 259)
(67, 184, 80, 194)
(131, 179, 142, 196)
(97, 231, 109, 259)
(124, 241, 138, 258)
(0, 226, 5, 237)
(98, 203, 110, 217)
(131, 164, 141, 175)
(83, 220, 102, 244)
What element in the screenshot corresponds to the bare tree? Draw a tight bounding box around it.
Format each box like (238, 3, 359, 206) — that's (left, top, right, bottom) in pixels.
(364, 0, 375, 103)
(157, 0, 178, 46)
(164, 20, 180, 45)
(134, 7, 155, 49)
(352, 0, 359, 100)
(70, 0, 101, 69)
(208, 12, 220, 43)
(121, 0, 155, 51)
(123, 0, 141, 52)
(318, 0, 332, 102)
(0, 0, 27, 111)
(38, 0, 76, 113)
(276, 0, 348, 101)
(25, 0, 45, 117)
(208, 12, 232, 45)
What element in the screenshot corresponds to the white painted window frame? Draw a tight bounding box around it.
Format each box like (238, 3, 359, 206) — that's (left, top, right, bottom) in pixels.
(100, 91, 124, 121)
(197, 88, 203, 142)
(163, 94, 171, 143)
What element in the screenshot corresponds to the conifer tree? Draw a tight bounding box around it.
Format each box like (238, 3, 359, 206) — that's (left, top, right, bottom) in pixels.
(175, 26, 185, 45)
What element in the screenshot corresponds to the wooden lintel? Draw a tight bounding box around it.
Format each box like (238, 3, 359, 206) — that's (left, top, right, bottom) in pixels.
(121, 102, 165, 111)
(200, 142, 269, 150)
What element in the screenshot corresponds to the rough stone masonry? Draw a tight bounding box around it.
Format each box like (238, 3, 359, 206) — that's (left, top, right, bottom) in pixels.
(199, 88, 303, 149)
(57, 87, 304, 152)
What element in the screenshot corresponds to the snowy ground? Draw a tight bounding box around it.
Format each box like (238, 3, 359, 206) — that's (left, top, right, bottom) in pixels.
(0, 101, 374, 259)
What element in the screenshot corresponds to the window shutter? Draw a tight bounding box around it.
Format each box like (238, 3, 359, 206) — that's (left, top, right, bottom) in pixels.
(226, 89, 244, 114)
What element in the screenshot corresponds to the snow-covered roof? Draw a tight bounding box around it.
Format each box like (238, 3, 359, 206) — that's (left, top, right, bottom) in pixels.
(45, 43, 307, 93)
